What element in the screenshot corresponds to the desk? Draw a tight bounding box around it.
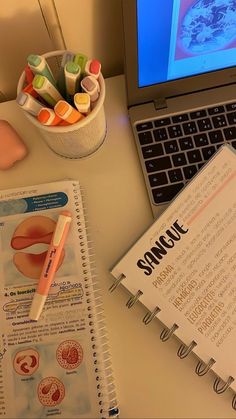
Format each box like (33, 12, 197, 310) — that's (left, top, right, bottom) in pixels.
(0, 75, 235, 418)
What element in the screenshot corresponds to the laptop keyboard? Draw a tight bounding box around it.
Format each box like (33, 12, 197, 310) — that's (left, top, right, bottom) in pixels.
(136, 101, 236, 205)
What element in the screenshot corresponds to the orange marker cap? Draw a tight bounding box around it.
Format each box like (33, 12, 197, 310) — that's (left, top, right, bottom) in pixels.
(54, 100, 84, 124)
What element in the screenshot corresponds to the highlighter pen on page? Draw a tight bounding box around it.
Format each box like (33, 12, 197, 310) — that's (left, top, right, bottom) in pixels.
(74, 52, 88, 74)
(74, 93, 91, 115)
(37, 108, 69, 126)
(16, 91, 44, 116)
(84, 59, 101, 79)
(57, 51, 75, 98)
(64, 61, 81, 96)
(32, 74, 63, 107)
(81, 75, 100, 103)
(54, 100, 84, 124)
(29, 211, 72, 321)
(27, 54, 56, 86)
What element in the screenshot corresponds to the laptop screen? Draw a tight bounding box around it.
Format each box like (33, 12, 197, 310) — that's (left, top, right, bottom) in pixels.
(137, 0, 236, 88)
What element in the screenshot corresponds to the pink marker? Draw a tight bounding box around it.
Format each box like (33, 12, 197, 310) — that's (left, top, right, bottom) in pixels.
(29, 211, 72, 321)
(84, 59, 101, 79)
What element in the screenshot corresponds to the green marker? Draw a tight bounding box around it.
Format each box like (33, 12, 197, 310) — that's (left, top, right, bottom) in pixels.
(74, 52, 88, 75)
(27, 54, 56, 86)
(32, 74, 63, 107)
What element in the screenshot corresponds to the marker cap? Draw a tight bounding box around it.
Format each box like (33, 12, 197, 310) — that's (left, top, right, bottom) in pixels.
(65, 61, 80, 74)
(29, 293, 47, 321)
(27, 54, 41, 67)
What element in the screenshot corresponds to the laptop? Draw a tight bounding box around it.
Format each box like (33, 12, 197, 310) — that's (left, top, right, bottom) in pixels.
(122, 0, 236, 218)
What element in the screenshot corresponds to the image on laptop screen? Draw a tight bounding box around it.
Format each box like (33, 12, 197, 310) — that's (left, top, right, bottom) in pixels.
(137, 0, 236, 88)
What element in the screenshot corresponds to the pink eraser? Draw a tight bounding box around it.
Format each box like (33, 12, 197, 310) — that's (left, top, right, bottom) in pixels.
(0, 120, 28, 170)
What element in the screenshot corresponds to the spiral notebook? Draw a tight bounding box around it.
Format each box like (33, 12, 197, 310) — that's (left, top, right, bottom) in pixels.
(110, 145, 236, 411)
(0, 179, 118, 419)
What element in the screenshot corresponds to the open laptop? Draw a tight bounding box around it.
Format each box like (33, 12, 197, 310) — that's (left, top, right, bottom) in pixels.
(122, 0, 236, 218)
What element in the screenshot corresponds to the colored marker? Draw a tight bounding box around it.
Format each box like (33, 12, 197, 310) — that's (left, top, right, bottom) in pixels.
(32, 75, 63, 107)
(81, 75, 100, 103)
(64, 61, 81, 96)
(37, 108, 69, 126)
(16, 91, 44, 116)
(54, 100, 84, 124)
(27, 54, 56, 85)
(57, 51, 75, 98)
(84, 59, 101, 79)
(24, 65, 34, 84)
(23, 82, 38, 98)
(29, 211, 72, 321)
(74, 93, 90, 115)
(74, 52, 88, 74)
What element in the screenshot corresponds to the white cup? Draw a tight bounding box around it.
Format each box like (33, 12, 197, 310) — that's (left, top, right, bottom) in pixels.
(17, 50, 106, 159)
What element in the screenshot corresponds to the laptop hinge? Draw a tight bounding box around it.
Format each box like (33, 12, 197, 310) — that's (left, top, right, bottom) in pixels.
(154, 98, 167, 111)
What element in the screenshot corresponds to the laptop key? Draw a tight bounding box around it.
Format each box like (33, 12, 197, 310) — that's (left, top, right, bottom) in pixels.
(172, 113, 189, 123)
(164, 140, 179, 154)
(212, 114, 227, 128)
(183, 121, 197, 135)
(231, 141, 236, 149)
(168, 124, 183, 138)
(187, 149, 202, 163)
(179, 137, 194, 150)
(223, 127, 236, 140)
(138, 130, 153, 145)
(172, 152, 187, 167)
(227, 111, 236, 125)
(226, 103, 236, 111)
(136, 121, 153, 131)
(153, 128, 168, 141)
(148, 172, 168, 187)
(145, 156, 172, 173)
(168, 168, 183, 183)
(152, 183, 184, 204)
(190, 109, 207, 119)
(202, 146, 216, 160)
(141, 143, 164, 159)
(154, 117, 171, 127)
(197, 118, 212, 131)
(208, 105, 225, 115)
(193, 133, 208, 147)
(183, 165, 198, 180)
(209, 130, 224, 144)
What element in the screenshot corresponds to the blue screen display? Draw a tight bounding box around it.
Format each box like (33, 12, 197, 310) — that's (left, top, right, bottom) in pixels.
(137, 0, 236, 88)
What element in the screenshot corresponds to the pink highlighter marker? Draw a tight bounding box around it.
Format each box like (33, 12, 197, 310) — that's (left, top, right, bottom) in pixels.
(29, 211, 72, 321)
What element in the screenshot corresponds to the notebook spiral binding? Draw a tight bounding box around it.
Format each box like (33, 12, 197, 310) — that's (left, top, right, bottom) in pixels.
(74, 183, 119, 418)
(109, 275, 236, 410)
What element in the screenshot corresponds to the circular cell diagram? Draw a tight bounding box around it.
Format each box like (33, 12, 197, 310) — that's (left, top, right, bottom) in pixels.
(13, 348, 39, 376)
(180, 0, 236, 54)
(38, 377, 65, 407)
(11, 215, 65, 279)
(56, 340, 83, 370)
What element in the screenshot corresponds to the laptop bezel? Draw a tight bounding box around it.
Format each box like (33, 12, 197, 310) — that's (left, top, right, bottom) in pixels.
(123, 0, 236, 108)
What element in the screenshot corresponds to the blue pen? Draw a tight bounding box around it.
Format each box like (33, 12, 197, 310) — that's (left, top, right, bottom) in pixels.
(27, 54, 56, 86)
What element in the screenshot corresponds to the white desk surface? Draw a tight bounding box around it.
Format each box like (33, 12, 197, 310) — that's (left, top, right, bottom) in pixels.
(0, 75, 235, 418)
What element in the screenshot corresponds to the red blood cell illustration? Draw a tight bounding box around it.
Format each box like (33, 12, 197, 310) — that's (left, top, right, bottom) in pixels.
(56, 340, 83, 370)
(13, 348, 39, 376)
(11, 216, 65, 279)
(38, 377, 65, 407)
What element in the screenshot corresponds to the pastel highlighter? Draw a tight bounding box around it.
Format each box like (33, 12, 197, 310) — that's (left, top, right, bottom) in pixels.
(37, 108, 69, 126)
(0, 120, 28, 170)
(11, 215, 65, 279)
(54, 100, 84, 124)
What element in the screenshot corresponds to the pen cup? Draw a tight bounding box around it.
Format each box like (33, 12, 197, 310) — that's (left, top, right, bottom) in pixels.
(17, 50, 106, 159)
